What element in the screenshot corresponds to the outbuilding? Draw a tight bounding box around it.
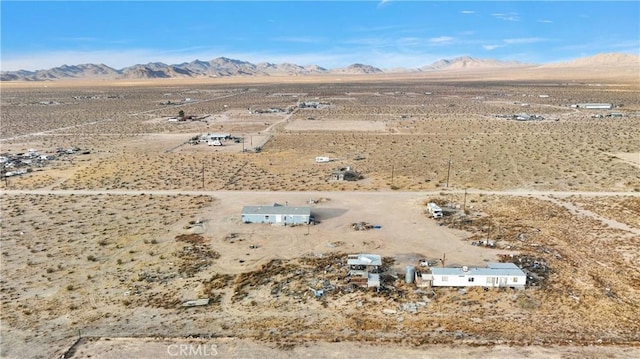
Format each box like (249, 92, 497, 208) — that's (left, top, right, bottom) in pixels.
(571, 103, 613, 109)
(347, 254, 382, 288)
(241, 203, 312, 225)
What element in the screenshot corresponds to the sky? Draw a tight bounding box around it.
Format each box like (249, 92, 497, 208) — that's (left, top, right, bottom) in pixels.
(1, 1, 639, 71)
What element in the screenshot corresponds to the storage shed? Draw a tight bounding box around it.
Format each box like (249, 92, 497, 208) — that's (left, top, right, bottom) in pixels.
(241, 203, 311, 225)
(428, 262, 526, 288)
(347, 254, 382, 288)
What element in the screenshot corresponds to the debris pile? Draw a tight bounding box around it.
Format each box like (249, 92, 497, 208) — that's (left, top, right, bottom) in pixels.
(499, 254, 551, 287)
(174, 234, 220, 277)
(352, 222, 379, 231)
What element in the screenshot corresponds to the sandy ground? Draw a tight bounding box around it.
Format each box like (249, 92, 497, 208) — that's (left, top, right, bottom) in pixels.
(285, 120, 387, 132)
(1, 73, 639, 358)
(66, 337, 640, 359)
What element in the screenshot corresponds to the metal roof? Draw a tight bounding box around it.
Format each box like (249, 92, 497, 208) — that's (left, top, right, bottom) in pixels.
(241, 205, 311, 216)
(431, 262, 525, 277)
(347, 254, 382, 266)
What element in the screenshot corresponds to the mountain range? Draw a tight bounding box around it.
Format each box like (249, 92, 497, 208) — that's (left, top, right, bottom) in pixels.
(1, 53, 638, 81)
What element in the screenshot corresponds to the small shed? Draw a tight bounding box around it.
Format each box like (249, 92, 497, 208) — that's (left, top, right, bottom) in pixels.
(347, 254, 382, 288)
(429, 262, 526, 288)
(241, 203, 311, 225)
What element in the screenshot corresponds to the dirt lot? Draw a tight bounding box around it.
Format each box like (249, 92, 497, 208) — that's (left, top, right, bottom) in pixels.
(66, 337, 640, 359)
(1, 71, 639, 358)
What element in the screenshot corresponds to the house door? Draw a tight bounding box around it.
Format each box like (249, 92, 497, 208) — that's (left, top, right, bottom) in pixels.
(499, 277, 507, 287)
(275, 215, 282, 223)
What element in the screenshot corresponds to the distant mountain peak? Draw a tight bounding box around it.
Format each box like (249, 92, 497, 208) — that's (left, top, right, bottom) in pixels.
(421, 56, 526, 71)
(1, 53, 635, 81)
(331, 63, 383, 74)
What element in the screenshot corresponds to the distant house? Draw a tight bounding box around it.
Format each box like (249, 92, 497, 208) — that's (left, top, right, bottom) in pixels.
(331, 166, 362, 181)
(417, 262, 526, 289)
(241, 203, 312, 225)
(347, 254, 382, 288)
(203, 133, 231, 141)
(571, 103, 613, 109)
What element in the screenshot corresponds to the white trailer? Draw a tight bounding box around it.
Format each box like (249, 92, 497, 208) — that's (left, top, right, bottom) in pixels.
(427, 202, 443, 218)
(430, 263, 526, 289)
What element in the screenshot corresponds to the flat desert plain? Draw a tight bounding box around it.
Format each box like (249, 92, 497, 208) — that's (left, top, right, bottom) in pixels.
(1, 68, 639, 358)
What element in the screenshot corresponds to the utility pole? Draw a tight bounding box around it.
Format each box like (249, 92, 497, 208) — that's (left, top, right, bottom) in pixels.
(242, 134, 245, 153)
(391, 165, 394, 186)
(201, 161, 205, 189)
(463, 188, 467, 214)
(446, 156, 452, 188)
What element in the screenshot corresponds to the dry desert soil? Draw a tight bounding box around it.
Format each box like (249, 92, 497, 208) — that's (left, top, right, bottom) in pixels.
(1, 67, 639, 358)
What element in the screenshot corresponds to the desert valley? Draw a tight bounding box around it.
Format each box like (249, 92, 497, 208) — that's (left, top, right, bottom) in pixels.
(1, 53, 639, 358)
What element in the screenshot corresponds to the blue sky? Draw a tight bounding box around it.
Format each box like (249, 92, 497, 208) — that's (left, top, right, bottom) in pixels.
(1, 1, 638, 71)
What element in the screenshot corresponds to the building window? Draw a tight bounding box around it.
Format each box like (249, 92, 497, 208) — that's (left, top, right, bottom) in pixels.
(468, 277, 475, 282)
(513, 277, 518, 283)
(265, 215, 269, 220)
(441, 276, 448, 282)
(486, 277, 494, 284)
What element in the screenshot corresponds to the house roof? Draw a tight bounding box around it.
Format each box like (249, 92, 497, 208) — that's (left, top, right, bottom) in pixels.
(205, 133, 230, 138)
(347, 254, 382, 266)
(431, 262, 525, 277)
(241, 205, 311, 216)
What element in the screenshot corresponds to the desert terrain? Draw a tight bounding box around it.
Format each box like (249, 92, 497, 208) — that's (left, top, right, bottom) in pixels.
(1, 65, 639, 358)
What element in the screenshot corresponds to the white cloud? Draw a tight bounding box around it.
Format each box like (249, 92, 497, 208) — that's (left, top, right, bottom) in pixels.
(377, 0, 392, 9)
(428, 36, 455, 44)
(538, 19, 553, 23)
(483, 45, 502, 51)
(461, 10, 475, 14)
(491, 12, 520, 21)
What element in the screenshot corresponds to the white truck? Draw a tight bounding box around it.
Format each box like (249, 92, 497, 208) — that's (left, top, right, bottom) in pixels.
(427, 202, 443, 219)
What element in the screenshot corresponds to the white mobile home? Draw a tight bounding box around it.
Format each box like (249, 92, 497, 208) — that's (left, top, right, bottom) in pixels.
(427, 263, 526, 288)
(241, 203, 311, 225)
(571, 103, 613, 110)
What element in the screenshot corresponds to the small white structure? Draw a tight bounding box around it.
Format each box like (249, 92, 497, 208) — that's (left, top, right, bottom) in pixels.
(424, 263, 526, 289)
(207, 140, 222, 146)
(347, 254, 382, 288)
(315, 156, 330, 163)
(203, 133, 231, 141)
(571, 103, 613, 110)
(427, 202, 443, 219)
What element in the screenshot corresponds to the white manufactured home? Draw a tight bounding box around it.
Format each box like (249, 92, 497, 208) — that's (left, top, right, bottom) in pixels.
(571, 103, 613, 110)
(241, 203, 311, 225)
(419, 262, 526, 289)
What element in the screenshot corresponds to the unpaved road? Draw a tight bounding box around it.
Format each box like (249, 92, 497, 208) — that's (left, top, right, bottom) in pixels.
(3, 188, 639, 197)
(4, 188, 638, 237)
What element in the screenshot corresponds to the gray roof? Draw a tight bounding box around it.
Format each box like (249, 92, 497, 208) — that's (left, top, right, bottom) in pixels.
(347, 254, 382, 266)
(241, 205, 311, 216)
(431, 262, 525, 277)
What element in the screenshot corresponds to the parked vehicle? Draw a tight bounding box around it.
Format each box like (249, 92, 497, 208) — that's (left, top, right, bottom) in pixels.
(427, 202, 443, 219)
